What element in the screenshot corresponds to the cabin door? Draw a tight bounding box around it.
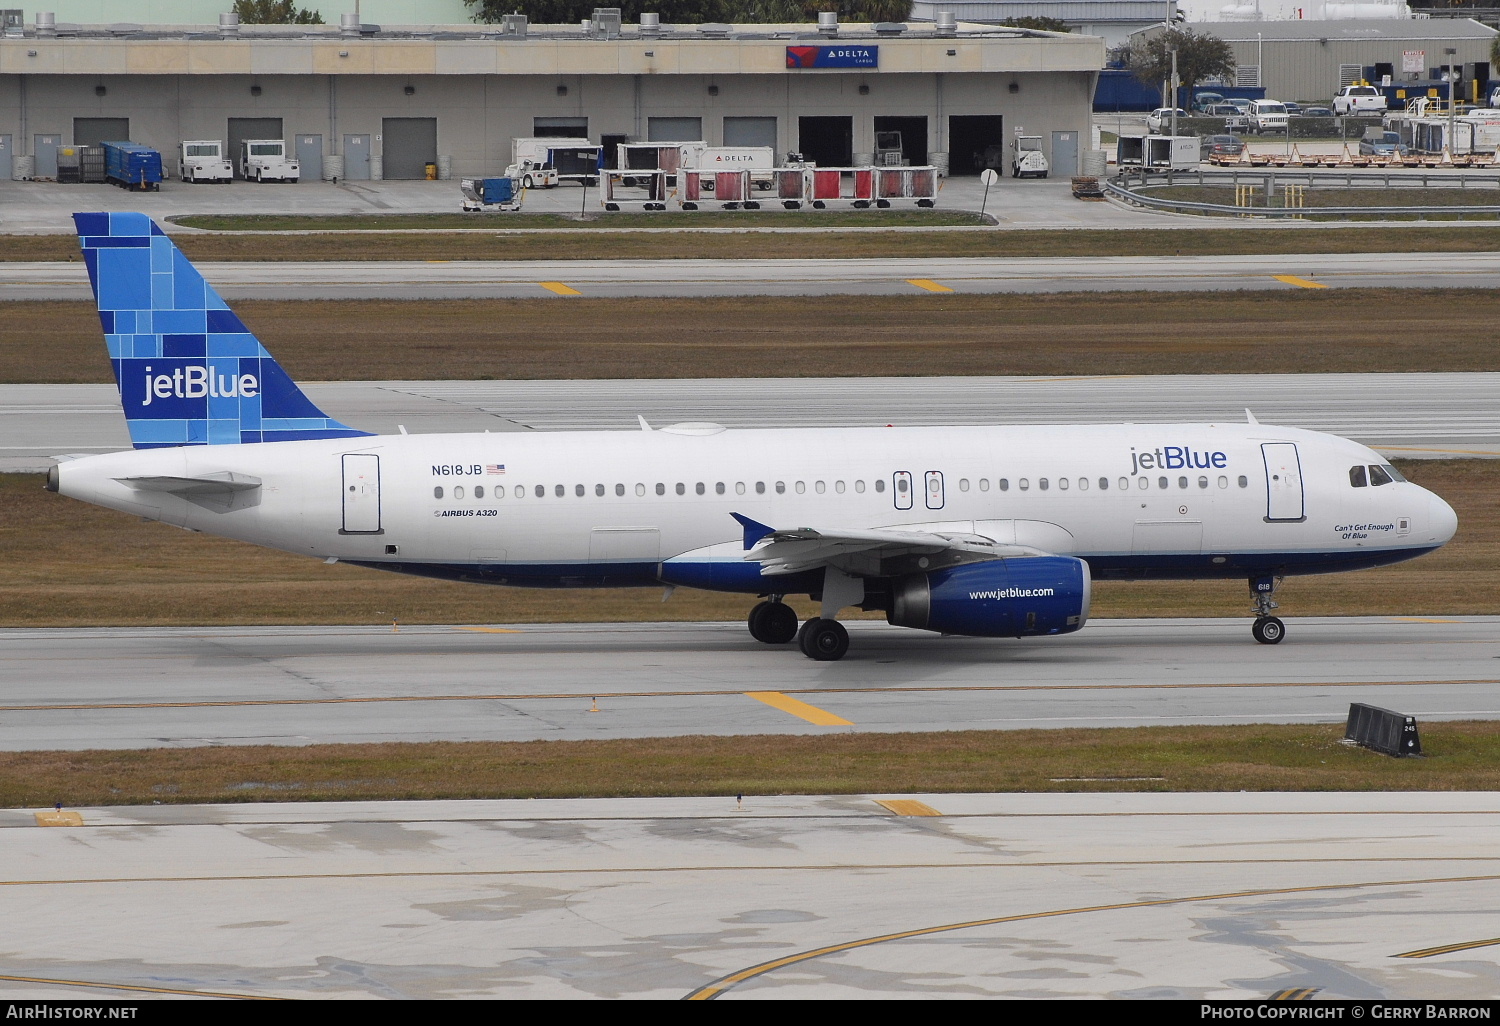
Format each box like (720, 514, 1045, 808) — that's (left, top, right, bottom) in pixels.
(341, 453, 382, 533)
(1261, 443, 1305, 522)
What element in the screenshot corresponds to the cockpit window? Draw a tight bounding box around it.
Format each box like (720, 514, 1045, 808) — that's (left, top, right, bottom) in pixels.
(1368, 465, 1394, 487)
(1349, 465, 1368, 488)
(1381, 464, 1406, 483)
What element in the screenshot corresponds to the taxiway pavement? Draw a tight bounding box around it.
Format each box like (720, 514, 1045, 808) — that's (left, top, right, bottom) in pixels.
(5, 373, 1499, 469)
(3, 251, 1498, 300)
(2, 617, 1497, 751)
(2, 791, 1498, 999)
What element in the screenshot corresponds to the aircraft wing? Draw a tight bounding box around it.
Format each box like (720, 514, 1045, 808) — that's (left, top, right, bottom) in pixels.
(742, 521, 1043, 578)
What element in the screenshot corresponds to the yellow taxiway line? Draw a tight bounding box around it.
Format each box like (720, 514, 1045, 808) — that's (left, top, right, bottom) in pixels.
(539, 281, 582, 295)
(1272, 274, 1328, 289)
(875, 799, 942, 817)
(906, 278, 954, 292)
(1396, 936, 1500, 958)
(744, 691, 853, 726)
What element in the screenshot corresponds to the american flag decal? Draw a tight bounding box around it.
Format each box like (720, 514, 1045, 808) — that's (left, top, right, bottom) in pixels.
(486, 464, 506, 475)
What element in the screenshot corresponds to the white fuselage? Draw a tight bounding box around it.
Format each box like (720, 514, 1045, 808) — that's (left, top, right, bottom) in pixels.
(54, 421, 1456, 591)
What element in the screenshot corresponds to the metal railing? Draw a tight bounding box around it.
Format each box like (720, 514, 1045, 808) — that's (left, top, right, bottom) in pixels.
(1106, 168, 1500, 218)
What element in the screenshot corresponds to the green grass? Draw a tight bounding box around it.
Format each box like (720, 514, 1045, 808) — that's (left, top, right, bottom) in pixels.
(6, 722, 1498, 807)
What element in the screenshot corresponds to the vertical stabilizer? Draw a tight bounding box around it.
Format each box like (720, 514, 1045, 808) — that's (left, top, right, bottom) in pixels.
(73, 211, 371, 449)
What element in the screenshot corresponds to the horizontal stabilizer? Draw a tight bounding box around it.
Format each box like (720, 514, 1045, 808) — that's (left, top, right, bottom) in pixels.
(116, 471, 262, 513)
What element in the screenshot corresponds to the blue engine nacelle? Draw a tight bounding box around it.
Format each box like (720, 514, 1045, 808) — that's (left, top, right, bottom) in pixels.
(886, 556, 1091, 637)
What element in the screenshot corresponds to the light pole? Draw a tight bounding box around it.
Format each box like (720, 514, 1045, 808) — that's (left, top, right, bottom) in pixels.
(1170, 47, 1179, 138)
(1445, 47, 1458, 158)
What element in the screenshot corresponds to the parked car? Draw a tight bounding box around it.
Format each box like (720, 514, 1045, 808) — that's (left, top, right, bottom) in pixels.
(1206, 104, 1250, 131)
(1333, 84, 1388, 115)
(1358, 131, 1410, 157)
(1248, 99, 1290, 134)
(1282, 101, 1303, 116)
(1199, 134, 1246, 160)
(1192, 91, 1225, 112)
(1146, 107, 1190, 133)
(1302, 105, 1334, 117)
(1223, 97, 1253, 113)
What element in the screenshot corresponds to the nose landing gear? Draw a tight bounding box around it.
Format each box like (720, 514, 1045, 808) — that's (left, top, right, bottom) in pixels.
(1250, 575, 1285, 644)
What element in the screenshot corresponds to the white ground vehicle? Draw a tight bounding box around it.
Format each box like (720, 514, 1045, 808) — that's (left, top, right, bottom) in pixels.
(679, 145, 775, 191)
(1333, 85, 1388, 115)
(1145, 107, 1188, 134)
(238, 139, 299, 182)
(510, 138, 603, 184)
(178, 140, 232, 183)
(1248, 100, 1290, 134)
(1010, 135, 1049, 178)
(505, 160, 559, 189)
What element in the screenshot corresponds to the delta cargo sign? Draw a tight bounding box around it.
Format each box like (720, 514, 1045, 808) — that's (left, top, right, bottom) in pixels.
(786, 45, 878, 68)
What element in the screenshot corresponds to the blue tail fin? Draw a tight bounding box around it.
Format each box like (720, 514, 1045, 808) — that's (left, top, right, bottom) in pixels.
(73, 211, 372, 449)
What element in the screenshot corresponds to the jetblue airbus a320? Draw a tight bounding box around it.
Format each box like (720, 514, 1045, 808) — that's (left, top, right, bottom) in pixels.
(48, 213, 1459, 660)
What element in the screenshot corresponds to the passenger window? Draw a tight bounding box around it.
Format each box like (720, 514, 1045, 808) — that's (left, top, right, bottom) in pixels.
(1368, 465, 1393, 487)
(1218, 476, 1228, 489)
(676, 483, 685, 496)
(1238, 476, 1248, 488)
(695, 482, 705, 495)
(635, 483, 646, 496)
(595, 484, 605, 496)
(433, 486, 444, 499)
(776, 481, 786, 494)
(1078, 478, 1088, 491)
(1177, 477, 1187, 490)
(875, 479, 886, 493)
(1119, 477, 1129, 490)
(535, 484, 546, 498)
(735, 482, 745, 495)
(1057, 478, 1067, 491)
(475, 485, 484, 499)
(835, 481, 845, 494)
(1099, 477, 1110, 491)
(575, 484, 584, 497)
(896, 477, 908, 495)
(1158, 477, 1168, 490)
(1198, 476, 1208, 489)
(815, 481, 825, 494)
(795, 481, 805, 494)
(1350, 466, 1367, 488)
(959, 478, 970, 492)
(855, 480, 865, 493)
(979, 478, 989, 492)
(454, 486, 465, 499)
(616, 483, 625, 496)
(515, 485, 525, 498)
(1039, 478, 1049, 491)
(756, 481, 766, 494)
(999, 478, 1009, 491)
(656, 483, 665, 496)
(1018, 479, 1029, 491)
(1138, 478, 1148, 490)
(716, 482, 725, 495)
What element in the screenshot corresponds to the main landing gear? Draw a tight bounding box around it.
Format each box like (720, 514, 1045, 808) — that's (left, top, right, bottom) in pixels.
(1250, 575, 1285, 645)
(747, 599, 798, 645)
(747, 599, 850, 660)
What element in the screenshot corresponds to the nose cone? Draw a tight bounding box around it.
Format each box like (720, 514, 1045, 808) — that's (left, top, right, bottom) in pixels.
(1428, 491, 1458, 547)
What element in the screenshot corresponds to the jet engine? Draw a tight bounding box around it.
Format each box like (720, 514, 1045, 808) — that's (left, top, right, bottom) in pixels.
(887, 556, 1090, 638)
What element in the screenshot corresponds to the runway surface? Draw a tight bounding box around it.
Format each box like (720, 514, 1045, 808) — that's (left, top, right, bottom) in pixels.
(3, 791, 1499, 999)
(3, 251, 1498, 299)
(3, 617, 1497, 751)
(5, 373, 1499, 468)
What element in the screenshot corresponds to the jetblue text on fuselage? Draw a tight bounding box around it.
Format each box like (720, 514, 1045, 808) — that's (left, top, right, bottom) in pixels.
(139, 365, 259, 406)
(1130, 446, 1228, 474)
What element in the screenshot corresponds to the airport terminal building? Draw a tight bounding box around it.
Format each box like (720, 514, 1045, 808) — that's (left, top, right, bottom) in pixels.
(0, 13, 1104, 181)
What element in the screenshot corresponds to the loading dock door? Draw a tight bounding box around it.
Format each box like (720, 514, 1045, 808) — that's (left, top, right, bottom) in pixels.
(341, 454, 382, 534)
(724, 116, 777, 150)
(798, 116, 853, 167)
(228, 117, 283, 179)
(73, 118, 130, 148)
(343, 134, 371, 179)
(1262, 443, 1306, 522)
(873, 116, 928, 165)
(948, 115, 1004, 175)
(381, 117, 437, 180)
(648, 117, 703, 142)
(296, 134, 322, 182)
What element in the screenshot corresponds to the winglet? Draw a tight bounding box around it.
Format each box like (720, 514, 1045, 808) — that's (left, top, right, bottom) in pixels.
(637, 415, 652, 432)
(731, 512, 775, 550)
(1246, 408, 1259, 426)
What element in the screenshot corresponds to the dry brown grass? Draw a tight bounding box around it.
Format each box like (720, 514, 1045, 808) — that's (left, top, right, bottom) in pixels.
(10, 289, 1500, 384)
(0, 459, 1491, 627)
(11, 224, 1500, 262)
(6, 721, 1500, 807)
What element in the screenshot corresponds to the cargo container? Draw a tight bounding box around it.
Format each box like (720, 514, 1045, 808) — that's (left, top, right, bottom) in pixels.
(460, 176, 522, 212)
(101, 141, 163, 191)
(679, 145, 775, 190)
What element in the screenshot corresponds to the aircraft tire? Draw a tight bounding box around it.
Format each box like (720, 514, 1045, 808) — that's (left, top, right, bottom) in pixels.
(798, 618, 849, 661)
(1252, 616, 1285, 645)
(760, 602, 798, 644)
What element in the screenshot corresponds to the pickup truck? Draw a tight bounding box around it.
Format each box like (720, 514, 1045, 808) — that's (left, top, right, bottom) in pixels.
(1333, 85, 1388, 115)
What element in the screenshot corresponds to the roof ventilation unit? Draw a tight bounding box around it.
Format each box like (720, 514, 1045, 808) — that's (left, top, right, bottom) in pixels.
(591, 7, 621, 39)
(639, 12, 660, 38)
(340, 12, 360, 36)
(874, 22, 906, 37)
(817, 11, 838, 36)
(36, 11, 56, 37)
(697, 22, 730, 37)
(217, 12, 238, 37)
(935, 11, 958, 37)
(500, 13, 527, 37)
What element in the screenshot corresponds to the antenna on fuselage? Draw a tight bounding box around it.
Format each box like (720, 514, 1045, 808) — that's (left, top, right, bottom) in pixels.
(1245, 409, 1259, 426)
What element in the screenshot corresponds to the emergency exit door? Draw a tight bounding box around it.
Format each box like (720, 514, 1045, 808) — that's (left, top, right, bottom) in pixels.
(1261, 443, 1305, 522)
(341, 453, 382, 533)
(893, 471, 913, 510)
(924, 471, 945, 509)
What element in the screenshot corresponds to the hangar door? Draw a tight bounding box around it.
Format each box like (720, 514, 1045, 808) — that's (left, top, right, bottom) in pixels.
(798, 116, 852, 167)
(227, 117, 283, 179)
(724, 116, 777, 150)
(74, 118, 130, 147)
(872, 116, 927, 165)
(948, 115, 1004, 176)
(648, 117, 703, 142)
(381, 117, 437, 180)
